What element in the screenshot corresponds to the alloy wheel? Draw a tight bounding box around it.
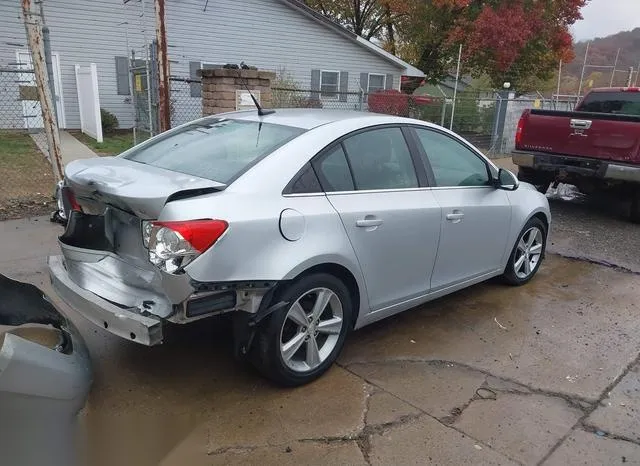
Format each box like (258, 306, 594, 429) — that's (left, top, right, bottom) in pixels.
(279, 287, 344, 373)
(513, 226, 544, 279)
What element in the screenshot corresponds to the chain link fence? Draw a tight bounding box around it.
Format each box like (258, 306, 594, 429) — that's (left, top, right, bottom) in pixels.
(169, 76, 202, 127)
(0, 66, 56, 221)
(164, 81, 580, 160)
(270, 88, 500, 154)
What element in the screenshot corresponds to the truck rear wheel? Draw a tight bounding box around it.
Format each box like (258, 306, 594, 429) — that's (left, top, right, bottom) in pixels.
(517, 167, 552, 194)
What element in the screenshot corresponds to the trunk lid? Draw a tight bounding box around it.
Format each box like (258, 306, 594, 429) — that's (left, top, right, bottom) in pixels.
(57, 157, 215, 316)
(64, 156, 225, 219)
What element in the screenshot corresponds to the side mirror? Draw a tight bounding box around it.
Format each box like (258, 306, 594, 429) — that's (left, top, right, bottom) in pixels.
(495, 168, 519, 191)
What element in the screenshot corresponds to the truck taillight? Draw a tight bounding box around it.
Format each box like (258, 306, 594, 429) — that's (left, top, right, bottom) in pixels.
(145, 219, 228, 274)
(515, 113, 527, 149)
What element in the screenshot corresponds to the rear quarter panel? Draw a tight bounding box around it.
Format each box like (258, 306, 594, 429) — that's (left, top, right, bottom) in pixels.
(161, 191, 371, 321)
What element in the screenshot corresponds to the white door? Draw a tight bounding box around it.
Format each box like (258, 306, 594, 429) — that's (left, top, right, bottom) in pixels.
(16, 51, 65, 129)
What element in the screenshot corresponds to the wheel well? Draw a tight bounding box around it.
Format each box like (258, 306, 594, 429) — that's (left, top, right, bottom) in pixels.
(294, 263, 361, 329)
(532, 212, 549, 234)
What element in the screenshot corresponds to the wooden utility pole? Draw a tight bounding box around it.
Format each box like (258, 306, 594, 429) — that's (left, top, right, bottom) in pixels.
(22, 0, 63, 182)
(155, 0, 170, 132)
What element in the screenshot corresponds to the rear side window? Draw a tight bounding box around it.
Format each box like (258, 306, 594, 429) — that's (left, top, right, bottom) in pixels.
(315, 145, 355, 192)
(578, 92, 640, 116)
(342, 127, 418, 190)
(286, 164, 322, 194)
(122, 119, 304, 183)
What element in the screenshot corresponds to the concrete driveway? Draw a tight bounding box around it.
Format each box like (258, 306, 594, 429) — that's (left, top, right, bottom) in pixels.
(1, 191, 639, 465)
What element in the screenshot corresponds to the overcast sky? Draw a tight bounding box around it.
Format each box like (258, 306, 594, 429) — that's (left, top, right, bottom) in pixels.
(571, 0, 640, 41)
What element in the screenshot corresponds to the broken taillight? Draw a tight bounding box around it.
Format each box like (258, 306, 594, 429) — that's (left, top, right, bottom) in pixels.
(145, 219, 228, 274)
(61, 186, 82, 213)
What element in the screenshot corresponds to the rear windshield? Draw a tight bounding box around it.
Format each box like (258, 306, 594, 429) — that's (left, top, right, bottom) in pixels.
(122, 118, 305, 183)
(578, 91, 640, 116)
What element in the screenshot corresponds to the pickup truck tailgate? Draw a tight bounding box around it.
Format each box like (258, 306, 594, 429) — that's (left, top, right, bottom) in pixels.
(518, 110, 640, 164)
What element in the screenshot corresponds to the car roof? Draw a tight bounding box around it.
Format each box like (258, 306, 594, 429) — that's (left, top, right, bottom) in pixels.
(208, 108, 401, 130)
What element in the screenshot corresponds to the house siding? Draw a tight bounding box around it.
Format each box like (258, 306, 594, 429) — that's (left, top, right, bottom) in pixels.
(0, 0, 403, 130)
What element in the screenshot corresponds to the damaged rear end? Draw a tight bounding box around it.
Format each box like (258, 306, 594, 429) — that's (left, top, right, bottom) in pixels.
(48, 117, 303, 346)
(49, 156, 228, 345)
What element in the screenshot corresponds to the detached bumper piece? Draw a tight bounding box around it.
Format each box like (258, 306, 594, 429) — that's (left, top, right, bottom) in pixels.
(49, 255, 163, 346)
(0, 273, 92, 466)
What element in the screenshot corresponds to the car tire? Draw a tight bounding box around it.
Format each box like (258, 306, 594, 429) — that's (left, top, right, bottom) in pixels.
(250, 273, 353, 387)
(502, 217, 547, 286)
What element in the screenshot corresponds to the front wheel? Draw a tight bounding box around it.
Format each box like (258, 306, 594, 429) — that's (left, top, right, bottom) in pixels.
(502, 217, 547, 286)
(250, 273, 352, 386)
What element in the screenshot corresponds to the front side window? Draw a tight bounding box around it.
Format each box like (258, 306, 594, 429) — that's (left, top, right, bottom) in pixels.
(368, 74, 386, 93)
(342, 127, 419, 190)
(320, 71, 340, 98)
(413, 128, 490, 187)
(122, 119, 304, 183)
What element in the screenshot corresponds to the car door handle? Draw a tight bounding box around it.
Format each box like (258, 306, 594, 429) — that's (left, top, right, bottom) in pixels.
(356, 217, 383, 228)
(446, 212, 464, 222)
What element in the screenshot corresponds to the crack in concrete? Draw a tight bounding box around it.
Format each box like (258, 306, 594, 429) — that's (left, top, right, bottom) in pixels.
(356, 384, 375, 465)
(208, 444, 260, 455)
(343, 358, 598, 407)
(579, 425, 640, 448)
(537, 352, 640, 465)
(548, 251, 640, 276)
(337, 361, 526, 466)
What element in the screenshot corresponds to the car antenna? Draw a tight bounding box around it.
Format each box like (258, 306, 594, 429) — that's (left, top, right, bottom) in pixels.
(236, 66, 275, 117)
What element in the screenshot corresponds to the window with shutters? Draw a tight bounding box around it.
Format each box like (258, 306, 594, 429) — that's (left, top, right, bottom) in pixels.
(368, 74, 386, 93)
(320, 70, 340, 99)
(115, 56, 130, 95)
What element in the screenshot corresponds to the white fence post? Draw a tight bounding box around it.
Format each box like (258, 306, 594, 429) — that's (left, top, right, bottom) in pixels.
(75, 63, 103, 142)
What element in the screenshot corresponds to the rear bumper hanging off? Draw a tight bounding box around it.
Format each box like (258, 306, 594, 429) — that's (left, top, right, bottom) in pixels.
(49, 255, 164, 346)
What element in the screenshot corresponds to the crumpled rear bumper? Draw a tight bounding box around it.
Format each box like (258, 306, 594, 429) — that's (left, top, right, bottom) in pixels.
(49, 255, 164, 346)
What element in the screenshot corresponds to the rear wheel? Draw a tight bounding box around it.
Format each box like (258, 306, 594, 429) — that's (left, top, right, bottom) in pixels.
(502, 217, 547, 286)
(250, 273, 352, 386)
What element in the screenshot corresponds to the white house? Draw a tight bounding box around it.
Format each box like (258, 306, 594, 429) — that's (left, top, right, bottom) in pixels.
(0, 0, 423, 131)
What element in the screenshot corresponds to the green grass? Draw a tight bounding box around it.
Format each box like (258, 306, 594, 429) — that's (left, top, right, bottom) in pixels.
(71, 130, 150, 156)
(0, 131, 41, 166)
(0, 131, 55, 210)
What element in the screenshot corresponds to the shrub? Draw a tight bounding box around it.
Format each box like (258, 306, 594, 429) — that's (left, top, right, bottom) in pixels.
(272, 67, 315, 108)
(100, 108, 119, 134)
(368, 89, 432, 117)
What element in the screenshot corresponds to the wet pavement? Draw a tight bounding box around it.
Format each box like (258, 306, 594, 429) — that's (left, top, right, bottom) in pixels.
(1, 185, 639, 465)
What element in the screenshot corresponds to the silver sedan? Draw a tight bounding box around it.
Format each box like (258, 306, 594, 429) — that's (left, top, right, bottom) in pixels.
(49, 110, 550, 386)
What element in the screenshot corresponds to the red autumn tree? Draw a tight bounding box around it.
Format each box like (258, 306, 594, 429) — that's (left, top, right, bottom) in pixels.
(448, 0, 586, 88)
(304, 0, 587, 90)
